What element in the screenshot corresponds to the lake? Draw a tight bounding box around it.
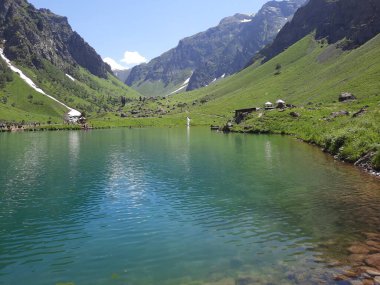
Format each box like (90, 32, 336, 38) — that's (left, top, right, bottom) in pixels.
(0, 128, 379, 285)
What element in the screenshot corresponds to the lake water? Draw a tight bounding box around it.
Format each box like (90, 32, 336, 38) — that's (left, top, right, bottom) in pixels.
(0, 128, 379, 285)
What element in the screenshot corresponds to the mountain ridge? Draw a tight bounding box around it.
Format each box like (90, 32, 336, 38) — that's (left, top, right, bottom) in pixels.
(0, 0, 112, 78)
(124, 0, 307, 97)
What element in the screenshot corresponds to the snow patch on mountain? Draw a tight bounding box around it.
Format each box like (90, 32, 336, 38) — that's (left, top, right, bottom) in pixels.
(169, 76, 192, 95)
(65, 74, 76, 81)
(0, 48, 81, 116)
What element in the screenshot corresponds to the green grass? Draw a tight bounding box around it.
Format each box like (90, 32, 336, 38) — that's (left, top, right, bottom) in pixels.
(97, 33, 380, 168)
(163, 33, 380, 167)
(130, 69, 193, 97)
(0, 57, 140, 123)
(0, 74, 67, 123)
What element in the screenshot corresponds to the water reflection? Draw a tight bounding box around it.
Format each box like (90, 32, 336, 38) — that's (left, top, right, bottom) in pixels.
(0, 128, 379, 285)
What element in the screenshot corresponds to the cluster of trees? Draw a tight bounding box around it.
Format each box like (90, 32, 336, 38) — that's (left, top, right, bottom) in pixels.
(0, 59, 13, 89)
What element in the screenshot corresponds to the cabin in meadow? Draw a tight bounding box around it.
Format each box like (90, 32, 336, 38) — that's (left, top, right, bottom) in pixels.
(64, 109, 82, 123)
(234, 107, 259, 123)
(264, 102, 274, 110)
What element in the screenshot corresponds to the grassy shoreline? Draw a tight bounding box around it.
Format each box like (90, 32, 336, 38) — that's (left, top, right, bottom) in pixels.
(1, 116, 379, 178)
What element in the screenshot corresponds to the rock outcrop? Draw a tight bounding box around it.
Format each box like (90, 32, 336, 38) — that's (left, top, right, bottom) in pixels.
(257, 0, 380, 63)
(0, 0, 111, 78)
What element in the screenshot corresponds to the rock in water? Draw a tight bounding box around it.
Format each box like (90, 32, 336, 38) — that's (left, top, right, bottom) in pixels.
(348, 244, 371, 254)
(366, 254, 380, 270)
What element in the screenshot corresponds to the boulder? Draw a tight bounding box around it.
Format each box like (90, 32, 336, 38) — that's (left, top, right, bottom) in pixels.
(339, 92, 357, 102)
(330, 110, 349, 118)
(349, 244, 371, 254)
(290, 111, 300, 117)
(353, 106, 368, 117)
(366, 254, 380, 270)
(363, 279, 375, 285)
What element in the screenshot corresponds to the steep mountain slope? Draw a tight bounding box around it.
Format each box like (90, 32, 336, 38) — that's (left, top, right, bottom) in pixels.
(125, 0, 307, 97)
(0, 0, 110, 78)
(256, 0, 380, 62)
(0, 0, 139, 123)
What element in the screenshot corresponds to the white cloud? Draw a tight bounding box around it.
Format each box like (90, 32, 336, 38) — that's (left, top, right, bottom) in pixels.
(121, 51, 148, 66)
(103, 57, 127, 71)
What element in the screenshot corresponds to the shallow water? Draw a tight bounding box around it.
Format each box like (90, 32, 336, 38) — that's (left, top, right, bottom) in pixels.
(0, 128, 379, 285)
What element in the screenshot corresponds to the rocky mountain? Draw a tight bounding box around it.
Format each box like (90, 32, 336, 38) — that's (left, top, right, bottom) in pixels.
(125, 0, 307, 97)
(113, 69, 131, 83)
(256, 0, 380, 63)
(0, 0, 111, 78)
(0, 0, 139, 123)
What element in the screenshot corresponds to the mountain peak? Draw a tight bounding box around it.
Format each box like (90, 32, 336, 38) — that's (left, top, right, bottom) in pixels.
(125, 0, 307, 96)
(219, 13, 253, 25)
(0, 0, 111, 78)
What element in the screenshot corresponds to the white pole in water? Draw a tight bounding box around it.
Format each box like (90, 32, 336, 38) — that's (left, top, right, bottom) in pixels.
(186, 117, 191, 127)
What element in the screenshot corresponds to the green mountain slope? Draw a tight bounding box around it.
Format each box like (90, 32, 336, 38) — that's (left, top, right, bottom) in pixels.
(168, 33, 380, 169)
(0, 0, 140, 124)
(125, 0, 307, 97)
(102, 32, 379, 169)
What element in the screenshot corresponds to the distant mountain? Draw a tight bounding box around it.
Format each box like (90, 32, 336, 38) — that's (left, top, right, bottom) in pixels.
(113, 69, 131, 83)
(0, 0, 139, 123)
(125, 0, 307, 97)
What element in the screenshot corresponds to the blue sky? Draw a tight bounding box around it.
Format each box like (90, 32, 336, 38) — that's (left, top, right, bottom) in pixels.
(29, 0, 268, 69)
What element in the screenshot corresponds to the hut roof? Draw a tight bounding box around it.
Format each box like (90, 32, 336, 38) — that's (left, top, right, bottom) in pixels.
(68, 109, 81, 117)
(276, 99, 285, 104)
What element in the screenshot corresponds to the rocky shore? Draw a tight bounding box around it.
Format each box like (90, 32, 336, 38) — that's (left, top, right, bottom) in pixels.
(334, 233, 380, 285)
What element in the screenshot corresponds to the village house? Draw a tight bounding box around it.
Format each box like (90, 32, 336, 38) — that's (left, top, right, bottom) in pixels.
(234, 107, 260, 123)
(264, 102, 274, 110)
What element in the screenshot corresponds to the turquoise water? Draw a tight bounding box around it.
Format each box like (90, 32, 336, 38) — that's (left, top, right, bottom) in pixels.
(0, 128, 379, 285)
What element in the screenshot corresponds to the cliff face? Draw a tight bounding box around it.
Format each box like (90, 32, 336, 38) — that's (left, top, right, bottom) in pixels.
(258, 0, 380, 62)
(125, 0, 307, 96)
(0, 0, 111, 78)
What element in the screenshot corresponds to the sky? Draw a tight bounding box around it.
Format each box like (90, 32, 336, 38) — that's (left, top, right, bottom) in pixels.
(29, 0, 268, 70)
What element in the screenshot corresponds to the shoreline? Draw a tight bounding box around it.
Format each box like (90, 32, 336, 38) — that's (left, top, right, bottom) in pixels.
(229, 128, 380, 178)
(1, 123, 379, 178)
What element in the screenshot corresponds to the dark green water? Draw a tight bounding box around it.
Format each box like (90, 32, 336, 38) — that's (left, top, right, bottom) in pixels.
(0, 128, 379, 285)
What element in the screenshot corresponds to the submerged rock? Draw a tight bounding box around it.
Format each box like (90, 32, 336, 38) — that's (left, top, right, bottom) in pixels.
(235, 277, 256, 285)
(349, 244, 371, 254)
(365, 254, 380, 270)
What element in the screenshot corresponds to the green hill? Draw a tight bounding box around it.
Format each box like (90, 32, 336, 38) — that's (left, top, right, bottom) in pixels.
(0, 0, 140, 124)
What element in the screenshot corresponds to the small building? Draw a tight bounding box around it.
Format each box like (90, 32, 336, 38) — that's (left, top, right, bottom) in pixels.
(64, 109, 82, 123)
(276, 99, 286, 109)
(234, 107, 259, 124)
(264, 102, 274, 110)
